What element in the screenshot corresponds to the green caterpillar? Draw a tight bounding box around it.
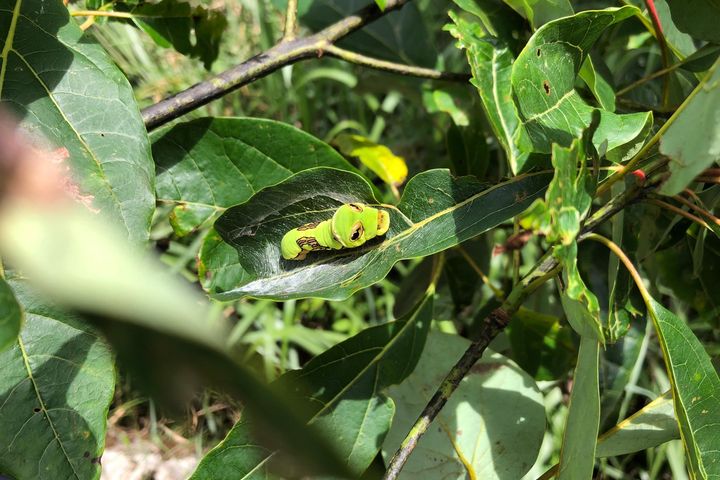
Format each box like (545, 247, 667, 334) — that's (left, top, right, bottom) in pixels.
(281, 203, 390, 261)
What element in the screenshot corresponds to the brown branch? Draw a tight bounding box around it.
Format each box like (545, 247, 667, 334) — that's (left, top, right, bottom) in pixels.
(140, 0, 468, 130)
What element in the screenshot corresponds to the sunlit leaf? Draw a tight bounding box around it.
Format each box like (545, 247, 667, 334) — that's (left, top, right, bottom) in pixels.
(0, 278, 114, 480)
(659, 58, 720, 196)
(0, 0, 155, 243)
(511, 7, 653, 162)
(502, 0, 573, 29)
(381, 331, 545, 480)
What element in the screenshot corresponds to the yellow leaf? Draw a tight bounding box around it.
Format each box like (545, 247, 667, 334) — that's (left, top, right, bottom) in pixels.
(334, 134, 408, 191)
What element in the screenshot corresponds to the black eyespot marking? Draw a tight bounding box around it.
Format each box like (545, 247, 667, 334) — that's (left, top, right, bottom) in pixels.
(349, 203, 363, 212)
(350, 223, 364, 241)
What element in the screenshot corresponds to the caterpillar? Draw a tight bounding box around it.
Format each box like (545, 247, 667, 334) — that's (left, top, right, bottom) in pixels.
(281, 203, 390, 261)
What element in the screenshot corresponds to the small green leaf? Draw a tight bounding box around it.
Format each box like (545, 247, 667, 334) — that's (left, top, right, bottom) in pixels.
(192, 289, 435, 479)
(210, 168, 550, 300)
(334, 133, 408, 189)
(579, 55, 616, 112)
(381, 331, 545, 480)
(0, 0, 156, 243)
(659, 58, 720, 196)
(430, 90, 470, 127)
(153, 117, 360, 236)
(0, 278, 114, 480)
(511, 7, 653, 162)
(374, 0, 387, 10)
(597, 391, 679, 458)
(0, 278, 22, 353)
(557, 336, 601, 480)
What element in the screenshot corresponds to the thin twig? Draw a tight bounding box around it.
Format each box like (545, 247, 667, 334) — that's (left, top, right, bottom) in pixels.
(695, 176, 720, 185)
(283, 0, 299, 41)
(647, 198, 711, 230)
(672, 195, 720, 226)
(71, 9, 133, 18)
(585, 234, 651, 302)
(323, 45, 471, 81)
(644, 0, 670, 107)
(457, 245, 504, 300)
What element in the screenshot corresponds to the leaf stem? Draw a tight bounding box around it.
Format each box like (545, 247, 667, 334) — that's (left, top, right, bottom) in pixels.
(323, 45, 471, 81)
(457, 245, 504, 300)
(283, 0, 299, 41)
(643, 0, 670, 108)
(672, 194, 720, 226)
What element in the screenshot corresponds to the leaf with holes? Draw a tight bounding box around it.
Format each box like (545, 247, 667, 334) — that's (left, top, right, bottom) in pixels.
(192, 289, 435, 479)
(0, 0, 155, 243)
(152, 117, 359, 236)
(0, 277, 114, 480)
(208, 167, 550, 300)
(511, 7, 653, 162)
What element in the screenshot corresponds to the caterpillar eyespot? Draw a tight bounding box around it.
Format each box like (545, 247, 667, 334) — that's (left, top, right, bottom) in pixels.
(281, 203, 390, 260)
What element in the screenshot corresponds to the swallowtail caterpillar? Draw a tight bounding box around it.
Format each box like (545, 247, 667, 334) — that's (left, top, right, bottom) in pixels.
(281, 203, 390, 261)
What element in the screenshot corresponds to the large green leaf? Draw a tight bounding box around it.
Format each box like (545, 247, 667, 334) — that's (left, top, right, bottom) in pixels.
(659, 58, 720, 196)
(0, 278, 114, 480)
(0, 277, 22, 352)
(447, 11, 534, 174)
(511, 7, 653, 161)
(646, 296, 720, 478)
(381, 331, 545, 480)
(557, 336, 601, 480)
(152, 117, 359, 236)
(209, 168, 550, 300)
(0, 0, 155, 243)
(665, 0, 720, 44)
(192, 287, 435, 479)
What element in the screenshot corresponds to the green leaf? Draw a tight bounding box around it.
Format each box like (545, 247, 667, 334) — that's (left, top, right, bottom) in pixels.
(666, 0, 720, 43)
(0, 0, 155, 243)
(659, 58, 720, 196)
(210, 168, 550, 300)
(117, 0, 227, 69)
(374, 0, 387, 10)
(152, 117, 359, 236)
(429, 90, 470, 127)
(508, 307, 575, 380)
(645, 296, 720, 478)
(596, 391, 679, 458)
(502, 0, 573, 29)
(381, 331, 545, 480)
(511, 7, 653, 162)
(0, 277, 22, 353)
(0, 278, 115, 480)
(192, 288, 435, 479)
(447, 13, 534, 173)
(334, 133, 408, 189)
(557, 336, 601, 480)
(450, 0, 526, 50)
(300, 0, 436, 67)
(579, 55, 616, 112)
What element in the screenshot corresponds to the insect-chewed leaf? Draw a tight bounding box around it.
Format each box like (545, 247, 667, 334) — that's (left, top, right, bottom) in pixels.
(209, 167, 550, 300)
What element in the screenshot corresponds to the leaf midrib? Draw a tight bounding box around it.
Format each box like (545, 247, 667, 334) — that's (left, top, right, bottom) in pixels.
(0, 0, 22, 95)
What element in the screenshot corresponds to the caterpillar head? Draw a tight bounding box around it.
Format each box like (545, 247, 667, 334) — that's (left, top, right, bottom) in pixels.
(332, 203, 390, 248)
